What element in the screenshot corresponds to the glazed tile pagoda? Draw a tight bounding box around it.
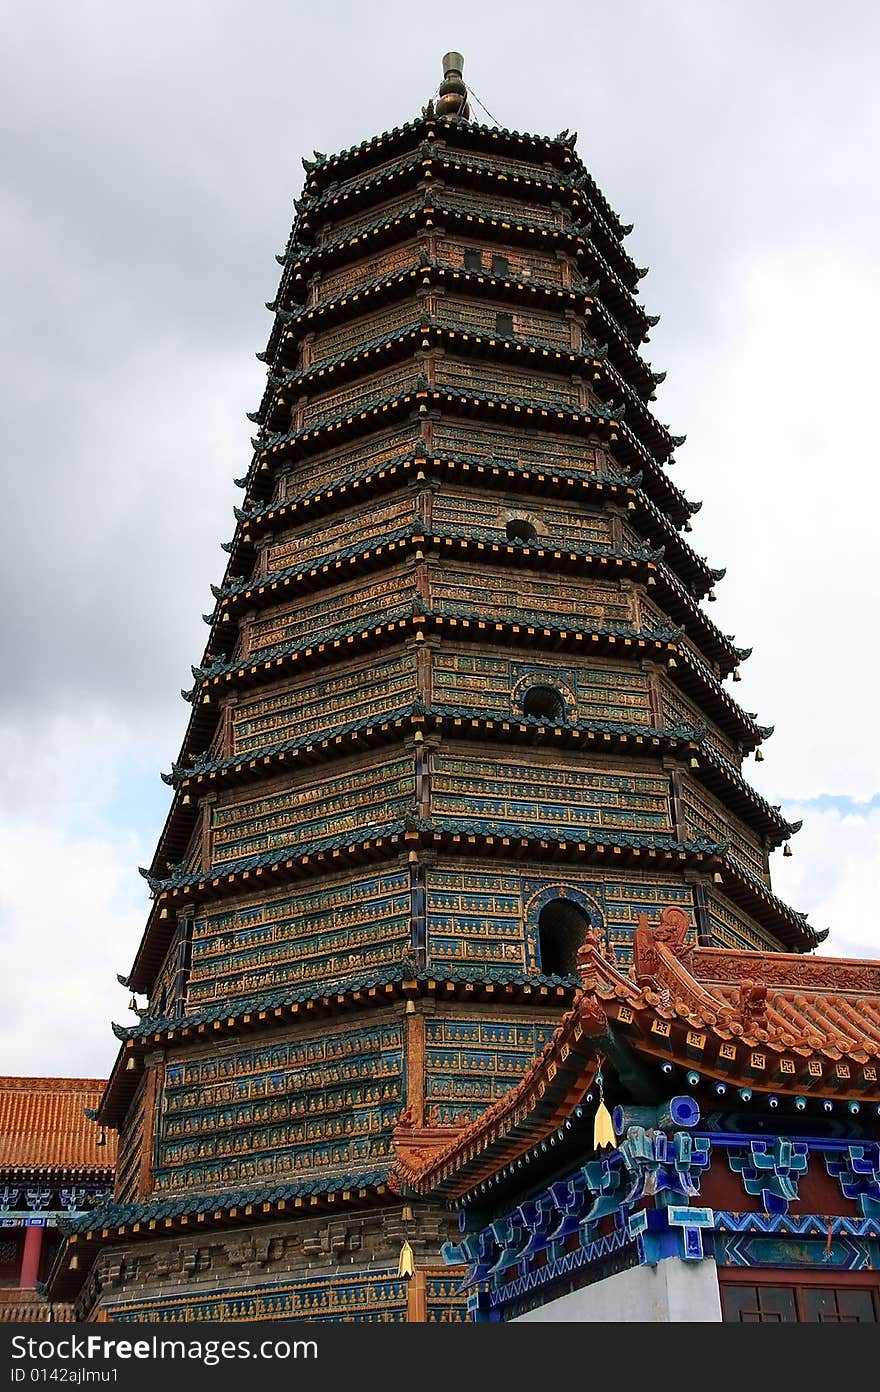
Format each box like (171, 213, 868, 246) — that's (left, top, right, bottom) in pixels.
(49, 53, 823, 1322)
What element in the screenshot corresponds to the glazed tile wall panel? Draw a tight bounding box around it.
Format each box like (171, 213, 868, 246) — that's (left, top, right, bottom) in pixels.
(424, 1016, 558, 1124)
(442, 149, 570, 183)
(301, 363, 419, 429)
(436, 237, 564, 286)
(103, 1271, 433, 1323)
(436, 295, 571, 349)
(708, 892, 783, 953)
(431, 649, 653, 724)
(322, 192, 417, 243)
(429, 421, 610, 478)
(439, 187, 563, 229)
(245, 567, 414, 657)
(425, 1275, 469, 1322)
(310, 301, 420, 365)
(437, 355, 579, 408)
(331, 149, 422, 196)
(149, 931, 183, 1020)
(210, 756, 414, 869)
(187, 870, 412, 1007)
(317, 242, 421, 301)
(425, 863, 696, 969)
(153, 1022, 404, 1189)
(278, 427, 417, 500)
(230, 652, 418, 755)
(429, 563, 634, 631)
(431, 752, 672, 838)
(660, 683, 739, 764)
(681, 779, 768, 884)
(262, 494, 415, 576)
(426, 870, 526, 969)
(431, 490, 614, 549)
(114, 1080, 146, 1205)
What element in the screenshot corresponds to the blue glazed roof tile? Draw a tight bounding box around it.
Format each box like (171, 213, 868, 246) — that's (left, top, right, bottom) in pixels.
(61, 1170, 393, 1235)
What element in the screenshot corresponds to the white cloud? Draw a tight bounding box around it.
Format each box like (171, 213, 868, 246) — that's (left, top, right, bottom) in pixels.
(0, 811, 144, 1077)
(660, 246, 880, 804)
(0, 718, 160, 1075)
(772, 804, 880, 960)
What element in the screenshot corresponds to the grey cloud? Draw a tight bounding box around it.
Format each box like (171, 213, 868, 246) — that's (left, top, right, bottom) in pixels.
(0, 0, 877, 752)
(1, 0, 879, 1074)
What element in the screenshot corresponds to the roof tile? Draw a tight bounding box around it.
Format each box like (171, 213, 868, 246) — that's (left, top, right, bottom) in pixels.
(0, 1077, 116, 1171)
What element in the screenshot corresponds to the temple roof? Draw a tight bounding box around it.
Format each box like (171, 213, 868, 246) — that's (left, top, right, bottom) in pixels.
(60, 1170, 392, 1238)
(226, 453, 717, 604)
(191, 608, 678, 691)
(47, 1172, 395, 1300)
(144, 820, 725, 897)
(395, 915, 880, 1201)
(100, 966, 574, 1128)
(300, 115, 582, 192)
(242, 382, 694, 521)
(0, 1077, 116, 1174)
(166, 706, 698, 784)
(116, 961, 577, 1046)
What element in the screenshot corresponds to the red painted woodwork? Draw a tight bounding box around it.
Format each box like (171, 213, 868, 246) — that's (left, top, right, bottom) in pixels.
(19, 1226, 43, 1289)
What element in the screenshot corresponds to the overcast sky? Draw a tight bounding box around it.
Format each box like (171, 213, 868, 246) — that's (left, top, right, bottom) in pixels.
(1, 0, 878, 1077)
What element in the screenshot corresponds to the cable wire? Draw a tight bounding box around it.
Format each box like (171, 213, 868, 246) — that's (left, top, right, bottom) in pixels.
(467, 86, 502, 127)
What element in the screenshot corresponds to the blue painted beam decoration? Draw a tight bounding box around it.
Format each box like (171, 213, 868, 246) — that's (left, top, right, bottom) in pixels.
(439, 1121, 880, 1320)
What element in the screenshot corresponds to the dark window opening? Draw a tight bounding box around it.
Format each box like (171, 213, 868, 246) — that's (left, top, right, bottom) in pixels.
(496, 311, 515, 337)
(506, 518, 537, 543)
(537, 898, 590, 976)
(172, 916, 194, 1019)
(721, 1282, 878, 1323)
(491, 254, 509, 277)
(722, 1285, 796, 1323)
(522, 684, 565, 722)
(464, 248, 482, 272)
(801, 1288, 877, 1322)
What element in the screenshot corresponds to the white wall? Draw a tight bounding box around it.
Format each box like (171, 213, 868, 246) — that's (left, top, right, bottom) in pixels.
(514, 1258, 723, 1322)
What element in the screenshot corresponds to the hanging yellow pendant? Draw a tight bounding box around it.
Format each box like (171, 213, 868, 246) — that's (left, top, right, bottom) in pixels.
(593, 1098, 617, 1151)
(397, 1240, 415, 1278)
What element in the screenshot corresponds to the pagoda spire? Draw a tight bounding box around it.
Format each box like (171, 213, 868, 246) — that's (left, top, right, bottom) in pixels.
(436, 50, 470, 120)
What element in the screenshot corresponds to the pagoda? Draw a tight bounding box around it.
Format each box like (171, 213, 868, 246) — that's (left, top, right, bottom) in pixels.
(48, 53, 822, 1322)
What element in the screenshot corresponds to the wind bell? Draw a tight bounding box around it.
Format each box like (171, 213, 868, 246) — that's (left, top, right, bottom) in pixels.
(592, 1066, 616, 1151)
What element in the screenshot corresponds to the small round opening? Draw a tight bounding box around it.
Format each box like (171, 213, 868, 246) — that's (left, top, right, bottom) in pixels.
(522, 685, 565, 723)
(537, 898, 590, 976)
(506, 518, 537, 544)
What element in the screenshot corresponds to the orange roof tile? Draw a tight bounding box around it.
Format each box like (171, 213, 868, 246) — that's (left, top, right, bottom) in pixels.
(0, 1077, 117, 1173)
(398, 912, 880, 1200)
(681, 945, 880, 1057)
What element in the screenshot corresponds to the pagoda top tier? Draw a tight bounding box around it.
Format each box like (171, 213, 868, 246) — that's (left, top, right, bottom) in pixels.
(299, 57, 624, 238)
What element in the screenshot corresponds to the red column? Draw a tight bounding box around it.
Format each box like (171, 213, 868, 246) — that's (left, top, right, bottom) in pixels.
(19, 1226, 44, 1288)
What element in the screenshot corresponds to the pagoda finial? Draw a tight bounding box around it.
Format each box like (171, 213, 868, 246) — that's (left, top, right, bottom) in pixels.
(436, 51, 469, 121)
